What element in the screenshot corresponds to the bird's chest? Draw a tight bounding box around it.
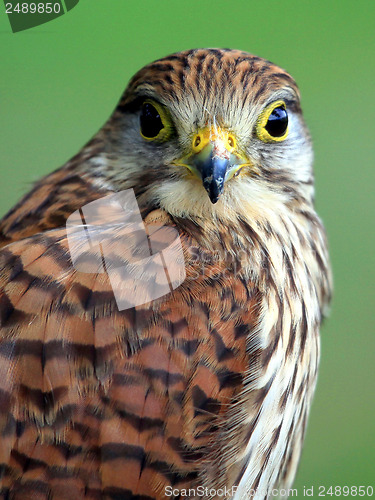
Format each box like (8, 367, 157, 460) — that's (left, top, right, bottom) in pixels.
(159, 227, 323, 493)
(120, 223, 322, 495)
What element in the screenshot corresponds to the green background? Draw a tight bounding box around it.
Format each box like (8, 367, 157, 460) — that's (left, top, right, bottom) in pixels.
(1, 0, 374, 495)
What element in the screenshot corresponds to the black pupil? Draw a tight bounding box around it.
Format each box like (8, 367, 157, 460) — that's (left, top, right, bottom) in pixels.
(265, 106, 288, 137)
(140, 103, 164, 138)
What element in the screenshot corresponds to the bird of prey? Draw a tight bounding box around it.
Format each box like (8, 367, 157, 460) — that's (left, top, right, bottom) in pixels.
(0, 49, 332, 500)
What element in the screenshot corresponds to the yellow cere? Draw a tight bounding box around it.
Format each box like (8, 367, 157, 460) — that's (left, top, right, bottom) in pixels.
(256, 100, 289, 143)
(191, 127, 237, 154)
(140, 100, 174, 142)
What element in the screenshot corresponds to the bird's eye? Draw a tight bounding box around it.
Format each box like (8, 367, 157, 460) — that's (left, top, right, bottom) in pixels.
(265, 106, 288, 137)
(139, 100, 173, 141)
(256, 100, 289, 142)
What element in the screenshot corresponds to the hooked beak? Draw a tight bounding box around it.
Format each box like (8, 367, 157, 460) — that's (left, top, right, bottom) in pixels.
(173, 127, 250, 204)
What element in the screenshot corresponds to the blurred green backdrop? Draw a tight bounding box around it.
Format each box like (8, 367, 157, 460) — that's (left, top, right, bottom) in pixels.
(1, 0, 374, 495)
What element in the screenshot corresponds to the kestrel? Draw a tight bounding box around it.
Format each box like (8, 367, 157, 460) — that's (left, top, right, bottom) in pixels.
(0, 49, 332, 499)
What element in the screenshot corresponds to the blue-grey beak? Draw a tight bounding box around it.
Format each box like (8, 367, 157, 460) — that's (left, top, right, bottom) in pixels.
(174, 130, 250, 204)
(197, 154, 230, 204)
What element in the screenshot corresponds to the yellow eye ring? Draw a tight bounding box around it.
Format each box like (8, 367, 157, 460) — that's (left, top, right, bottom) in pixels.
(139, 100, 174, 142)
(256, 100, 289, 143)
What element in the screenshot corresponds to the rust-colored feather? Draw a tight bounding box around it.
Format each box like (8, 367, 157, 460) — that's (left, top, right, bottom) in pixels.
(0, 215, 257, 498)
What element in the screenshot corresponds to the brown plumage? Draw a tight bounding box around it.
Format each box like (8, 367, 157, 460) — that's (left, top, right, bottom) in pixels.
(0, 49, 332, 499)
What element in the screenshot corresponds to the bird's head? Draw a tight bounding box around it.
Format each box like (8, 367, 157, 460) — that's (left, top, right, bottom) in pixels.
(99, 49, 314, 222)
